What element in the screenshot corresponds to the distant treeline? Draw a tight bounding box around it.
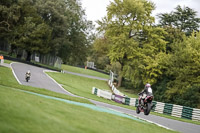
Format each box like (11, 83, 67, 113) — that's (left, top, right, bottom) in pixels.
(0, 0, 94, 65)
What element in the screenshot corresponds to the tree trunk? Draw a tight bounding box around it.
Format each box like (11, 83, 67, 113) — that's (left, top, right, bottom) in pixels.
(117, 63, 124, 87)
(26, 51, 31, 62)
(117, 75, 123, 87)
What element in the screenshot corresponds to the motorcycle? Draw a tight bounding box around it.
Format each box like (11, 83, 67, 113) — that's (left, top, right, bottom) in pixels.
(136, 93, 154, 115)
(25, 72, 31, 82)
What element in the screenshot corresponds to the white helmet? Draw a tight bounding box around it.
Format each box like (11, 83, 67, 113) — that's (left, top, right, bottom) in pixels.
(145, 83, 151, 88)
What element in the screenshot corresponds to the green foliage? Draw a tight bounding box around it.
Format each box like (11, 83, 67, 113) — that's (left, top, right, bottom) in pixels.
(97, 0, 167, 87)
(163, 32, 200, 107)
(93, 0, 200, 108)
(158, 5, 200, 36)
(0, 0, 94, 64)
(161, 26, 185, 52)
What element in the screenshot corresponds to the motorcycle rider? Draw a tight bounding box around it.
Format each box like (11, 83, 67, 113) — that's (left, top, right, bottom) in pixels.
(25, 70, 31, 80)
(138, 83, 152, 106)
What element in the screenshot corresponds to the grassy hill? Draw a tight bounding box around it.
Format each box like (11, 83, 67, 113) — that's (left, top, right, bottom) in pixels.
(0, 65, 178, 133)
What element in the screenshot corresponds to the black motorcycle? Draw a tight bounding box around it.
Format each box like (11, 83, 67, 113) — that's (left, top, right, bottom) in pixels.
(136, 93, 154, 115)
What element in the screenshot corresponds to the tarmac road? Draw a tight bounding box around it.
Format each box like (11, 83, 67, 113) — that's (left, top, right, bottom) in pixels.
(11, 62, 200, 133)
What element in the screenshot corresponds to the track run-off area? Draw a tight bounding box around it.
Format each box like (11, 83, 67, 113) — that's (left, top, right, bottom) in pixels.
(10, 62, 200, 133)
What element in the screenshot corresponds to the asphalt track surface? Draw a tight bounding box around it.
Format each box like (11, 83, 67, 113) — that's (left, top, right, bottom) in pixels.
(10, 62, 200, 133)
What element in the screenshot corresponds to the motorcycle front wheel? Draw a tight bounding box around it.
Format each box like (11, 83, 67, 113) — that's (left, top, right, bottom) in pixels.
(26, 77, 29, 82)
(136, 106, 140, 114)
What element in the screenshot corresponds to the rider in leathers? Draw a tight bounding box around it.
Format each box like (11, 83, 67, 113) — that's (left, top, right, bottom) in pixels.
(138, 83, 152, 106)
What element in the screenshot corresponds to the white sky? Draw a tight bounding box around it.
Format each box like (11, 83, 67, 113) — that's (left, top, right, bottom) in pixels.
(81, 0, 200, 27)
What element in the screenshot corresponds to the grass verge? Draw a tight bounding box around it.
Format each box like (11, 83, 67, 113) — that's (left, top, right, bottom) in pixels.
(47, 72, 136, 110)
(3, 59, 13, 64)
(47, 72, 200, 125)
(0, 66, 91, 104)
(61, 64, 110, 79)
(0, 85, 178, 133)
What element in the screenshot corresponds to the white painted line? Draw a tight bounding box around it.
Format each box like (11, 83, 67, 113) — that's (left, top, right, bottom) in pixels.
(43, 70, 76, 97)
(97, 105, 174, 131)
(10, 62, 22, 85)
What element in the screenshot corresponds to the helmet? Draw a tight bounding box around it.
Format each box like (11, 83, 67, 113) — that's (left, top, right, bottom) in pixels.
(27, 70, 30, 73)
(145, 83, 151, 88)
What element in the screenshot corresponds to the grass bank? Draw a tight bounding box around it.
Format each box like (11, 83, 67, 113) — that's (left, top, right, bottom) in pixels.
(0, 86, 177, 133)
(47, 71, 200, 125)
(0, 66, 91, 104)
(0, 66, 178, 133)
(61, 64, 110, 79)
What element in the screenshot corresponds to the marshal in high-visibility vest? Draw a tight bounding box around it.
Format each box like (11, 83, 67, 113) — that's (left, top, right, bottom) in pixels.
(0, 55, 3, 60)
(0, 55, 4, 64)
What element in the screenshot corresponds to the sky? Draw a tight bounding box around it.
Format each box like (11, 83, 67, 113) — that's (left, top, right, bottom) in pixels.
(81, 0, 200, 27)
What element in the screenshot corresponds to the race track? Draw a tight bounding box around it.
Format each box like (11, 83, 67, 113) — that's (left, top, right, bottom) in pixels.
(11, 62, 200, 133)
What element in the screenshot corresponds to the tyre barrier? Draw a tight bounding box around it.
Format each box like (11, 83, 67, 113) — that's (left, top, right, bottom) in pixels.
(192, 108, 200, 121)
(92, 87, 112, 100)
(92, 80, 200, 121)
(171, 105, 183, 118)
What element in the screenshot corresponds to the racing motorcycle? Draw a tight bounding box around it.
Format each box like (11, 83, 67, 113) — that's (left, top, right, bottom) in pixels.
(136, 92, 154, 115)
(25, 71, 31, 82)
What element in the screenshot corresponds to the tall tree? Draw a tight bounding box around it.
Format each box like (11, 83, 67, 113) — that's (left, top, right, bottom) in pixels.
(97, 0, 167, 87)
(158, 5, 200, 36)
(11, 0, 52, 61)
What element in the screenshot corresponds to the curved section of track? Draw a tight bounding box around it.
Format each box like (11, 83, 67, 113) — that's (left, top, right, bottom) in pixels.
(11, 62, 200, 133)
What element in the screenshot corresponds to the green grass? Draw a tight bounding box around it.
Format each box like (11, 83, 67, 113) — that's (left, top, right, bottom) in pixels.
(3, 59, 13, 64)
(0, 66, 91, 104)
(47, 71, 200, 125)
(118, 87, 138, 98)
(0, 86, 178, 133)
(61, 64, 110, 79)
(47, 72, 137, 110)
(0, 65, 177, 133)
(31, 61, 61, 71)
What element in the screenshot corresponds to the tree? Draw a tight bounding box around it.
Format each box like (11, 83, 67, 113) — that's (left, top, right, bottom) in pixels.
(161, 26, 185, 53)
(36, 0, 94, 65)
(0, 0, 94, 64)
(97, 0, 167, 88)
(158, 5, 200, 36)
(89, 36, 110, 70)
(0, 0, 20, 45)
(10, 0, 52, 61)
(163, 32, 200, 107)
